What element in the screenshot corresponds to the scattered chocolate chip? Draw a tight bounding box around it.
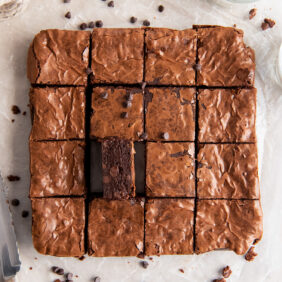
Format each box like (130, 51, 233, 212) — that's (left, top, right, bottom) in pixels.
(108, 1, 114, 7)
(78, 255, 85, 261)
(130, 16, 137, 24)
(158, 5, 164, 12)
(52, 267, 64, 275)
(65, 11, 71, 19)
(93, 277, 101, 282)
(121, 112, 128, 119)
(264, 18, 276, 28)
(213, 279, 225, 282)
(249, 8, 257, 20)
(261, 22, 269, 30)
(222, 266, 232, 278)
(161, 132, 169, 140)
(11, 199, 20, 206)
(179, 269, 184, 273)
(11, 119, 15, 123)
(245, 246, 257, 261)
(140, 261, 149, 269)
(123, 101, 132, 108)
(143, 20, 150, 27)
(7, 175, 20, 181)
(85, 67, 93, 75)
(79, 23, 87, 30)
(95, 20, 103, 28)
(193, 63, 202, 71)
(140, 132, 148, 140)
(63, 0, 71, 3)
(100, 92, 108, 99)
(22, 210, 29, 218)
(88, 21, 95, 28)
(22, 111, 26, 116)
(11, 105, 21, 114)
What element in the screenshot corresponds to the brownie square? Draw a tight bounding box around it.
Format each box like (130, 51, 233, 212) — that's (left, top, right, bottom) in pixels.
(198, 88, 256, 143)
(195, 200, 263, 255)
(31, 198, 85, 257)
(145, 199, 194, 255)
(197, 144, 259, 199)
(90, 87, 143, 140)
(146, 142, 195, 197)
(145, 28, 196, 85)
(197, 27, 255, 87)
(145, 88, 195, 141)
(30, 87, 85, 141)
(102, 137, 135, 199)
(30, 141, 85, 197)
(27, 29, 90, 85)
(88, 198, 144, 257)
(91, 28, 144, 84)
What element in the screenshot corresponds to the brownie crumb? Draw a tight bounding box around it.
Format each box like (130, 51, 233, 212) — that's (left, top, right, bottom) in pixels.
(149, 257, 153, 261)
(65, 11, 71, 19)
(93, 277, 101, 282)
(130, 16, 137, 24)
(52, 266, 64, 275)
(249, 8, 257, 20)
(108, 1, 114, 7)
(140, 261, 149, 269)
(78, 255, 85, 261)
(7, 175, 20, 181)
(264, 18, 276, 28)
(261, 22, 269, 30)
(179, 269, 184, 273)
(29, 267, 32, 270)
(79, 23, 87, 30)
(11, 199, 20, 206)
(158, 5, 164, 12)
(22, 111, 26, 116)
(143, 20, 150, 27)
(213, 279, 226, 282)
(95, 20, 103, 28)
(88, 21, 95, 28)
(245, 246, 257, 261)
(22, 210, 29, 218)
(54, 280, 61, 282)
(11, 105, 21, 114)
(222, 266, 232, 278)
(63, 0, 71, 3)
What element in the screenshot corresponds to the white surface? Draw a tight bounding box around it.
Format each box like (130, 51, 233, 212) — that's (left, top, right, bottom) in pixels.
(0, 0, 281, 281)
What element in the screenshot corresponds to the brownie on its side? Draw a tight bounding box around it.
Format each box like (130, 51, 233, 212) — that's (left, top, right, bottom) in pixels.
(91, 28, 144, 84)
(27, 29, 90, 85)
(198, 88, 256, 143)
(30, 141, 85, 197)
(145, 87, 195, 141)
(90, 87, 143, 140)
(102, 137, 135, 199)
(145, 199, 194, 255)
(30, 87, 85, 141)
(146, 142, 195, 197)
(195, 200, 263, 255)
(31, 198, 85, 257)
(197, 144, 259, 199)
(145, 28, 196, 85)
(88, 198, 144, 257)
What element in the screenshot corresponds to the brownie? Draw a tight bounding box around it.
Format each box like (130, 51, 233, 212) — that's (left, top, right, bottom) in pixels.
(198, 88, 256, 143)
(31, 198, 85, 257)
(146, 142, 195, 197)
(30, 141, 85, 197)
(197, 27, 255, 87)
(102, 137, 135, 199)
(197, 144, 259, 199)
(30, 87, 85, 141)
(27, 29, 90, 85)
(88, 198, 144, 257)
(90, 87, 143, 140)
(145, 88, 195, 141)
(145, 28, 196, 85)
(91, 28, 144, 84)
(145, 199, 194, 255)
(195, 200, 263, 255)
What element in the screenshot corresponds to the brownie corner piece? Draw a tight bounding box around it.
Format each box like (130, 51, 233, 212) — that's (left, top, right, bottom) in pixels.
(102, 137, 136, 199)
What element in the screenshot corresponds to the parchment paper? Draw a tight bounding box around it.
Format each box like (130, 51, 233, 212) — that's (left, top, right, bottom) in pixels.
(0, 0, 281, 281)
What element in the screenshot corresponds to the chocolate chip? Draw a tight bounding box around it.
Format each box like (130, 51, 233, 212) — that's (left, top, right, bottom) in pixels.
(93, 277, 101, 282)
(193, 63, 202, 71)
(11, 199, 20, 206)
(126, 93, 133, 101)
(22, 111, 26, 115)
(158, 5, 164, 12)
(140, 261, 149, 269)
(264, 18, 275, 28)
(11, 119, 15, 123)
(66, 273, 73, 280)
(121, 112, 128, 119)
(261, 22, 269, 30)
(52, 266, 62, 274)
(139, 132, 148, 140)
(7, 175, 20, 181)
(65, 11, 71, 19)
(179, 269, 184, 273)
(95, 20, 103, 28)
(88, 21, 95, 28)
(100, 92, 108, 99)
(222, 266, 232, 278)
(11, 105, 21, 114)
(85, 67, 93, 75)
(249, 8, 257, 20)
(123, 101, 132, 108)
(245, 246, 257, 261)
(79, 23, 87, 30)
(130, 16, 137, 23)
(108, 1, 114, 7)
(142, 20, 150, 27)
(63, 0, 71, 3)
(22, 210, 29, 218)
(161, 132, 169, 140)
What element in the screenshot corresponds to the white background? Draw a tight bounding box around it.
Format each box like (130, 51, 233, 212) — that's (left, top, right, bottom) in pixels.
(0, 0, 282, 281)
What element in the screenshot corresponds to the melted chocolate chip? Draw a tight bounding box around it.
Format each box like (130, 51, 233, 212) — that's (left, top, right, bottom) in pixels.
(161, 132, 169, 140)
(108, 1, 114, 7)
(95, 20, 103, 28)
(121, 112, 128, 119)
(88, 21, 95, 28)
(7, 175, 20, 181)
(79, 23, 87, 30)
(130, 16, 137, 23)
(65, 11, 71, 19)
(11, 199, 20, 206)
(158, 5, 164, 12)
(22, 210, 29, 218)
(100, 92, 108, 99)
(11, 105, 21, 114)
(143, 20, 150, 27)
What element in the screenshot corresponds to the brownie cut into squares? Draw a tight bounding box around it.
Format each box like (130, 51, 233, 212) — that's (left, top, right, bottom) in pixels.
(102, 137, 135, 199)
(91, 28, 144, 84)
(145, 199, 194, 255)
(145, 87, 195, 141)
(146, 142, 195, 197)
(31, 198, 85, 257)
(145, 28, 196, 85)
(30, 87, 85, 141)
(197, 144, 259, 199)
(197, 27, 255, 87)
(195, 199, 263, 255)
(88, 198, 144, 257)
(27, 29, 90, 85)
(29, 141, 85, 197)
(198, 88, 256, 143)
(90, 87, 143, 140)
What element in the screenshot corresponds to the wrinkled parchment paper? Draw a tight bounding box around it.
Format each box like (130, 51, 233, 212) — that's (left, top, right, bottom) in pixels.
(0, 0, 281, 281)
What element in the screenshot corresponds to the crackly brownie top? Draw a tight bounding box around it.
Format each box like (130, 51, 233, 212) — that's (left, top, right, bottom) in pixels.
(197, 144, 259, 199)
(91, 28, 144, 84)
(198, 88, 256, 143)
(146, 142, 195, 197)
(195, 200, 263, 255)
(27, 29, 90, 85)
(30, 141, 85, 197)
(30, 87, 85, 141)
(197, 27, 255, 87)
(145, 198, 194, 255)
(31, 198, 85, 257)
(88, 198, 144, 257)
(145, 28, 196, 85)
